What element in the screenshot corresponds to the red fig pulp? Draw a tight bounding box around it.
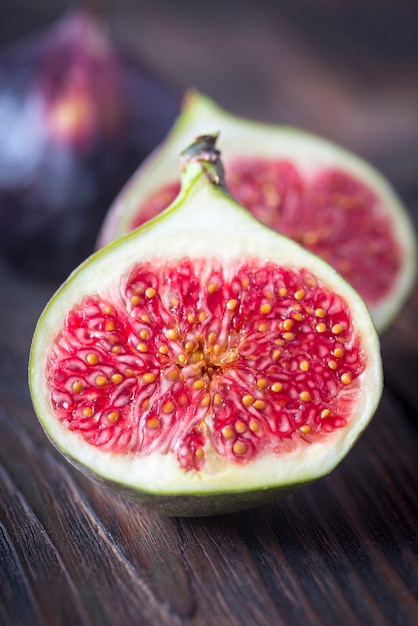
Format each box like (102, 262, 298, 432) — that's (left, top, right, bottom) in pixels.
(48, 258, 364, 471)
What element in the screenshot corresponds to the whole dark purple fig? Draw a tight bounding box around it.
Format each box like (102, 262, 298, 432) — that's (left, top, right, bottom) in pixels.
(0, 10, 179, 279)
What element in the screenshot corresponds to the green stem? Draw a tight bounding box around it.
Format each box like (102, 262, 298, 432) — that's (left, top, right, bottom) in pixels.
(180, 133, 225, 186)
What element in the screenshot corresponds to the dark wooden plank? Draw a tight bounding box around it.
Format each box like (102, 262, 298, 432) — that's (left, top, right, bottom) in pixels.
(381, 290, 418, 413)
(0, 465, 92, 626)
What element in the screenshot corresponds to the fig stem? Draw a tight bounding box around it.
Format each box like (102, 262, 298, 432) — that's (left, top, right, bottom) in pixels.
(180, 133, 225, 186)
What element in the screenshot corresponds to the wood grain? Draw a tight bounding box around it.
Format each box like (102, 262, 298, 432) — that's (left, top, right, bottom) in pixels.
(0, 1, 417, 625)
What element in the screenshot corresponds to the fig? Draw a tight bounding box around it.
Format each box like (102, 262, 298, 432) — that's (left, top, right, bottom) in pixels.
(97, 91, 416, 333)
(0, 10, 179, 279)
(30, 134, 382, 517)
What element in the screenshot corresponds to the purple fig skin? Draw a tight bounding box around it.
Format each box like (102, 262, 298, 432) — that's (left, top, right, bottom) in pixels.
(0, 11, 180, 280)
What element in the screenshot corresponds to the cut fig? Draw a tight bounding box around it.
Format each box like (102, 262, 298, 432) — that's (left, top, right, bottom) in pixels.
(30, 135, 382, 516)
(97, 91, 417, 334)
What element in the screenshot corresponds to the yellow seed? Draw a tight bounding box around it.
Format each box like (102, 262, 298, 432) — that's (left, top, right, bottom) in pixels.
(294, 289, 305, 301)
(108, 411, 119, 423)
(147, 417, 160, 429)
(198, 311, 207, 322)
(131, 295, 140, 305)
(142, 398, 150, 410)
(201, 394, 210, 407)
(111, 345, 122, 354)
(83, 407, 93, 417)
(253, 399, 266, 410)
(260, 302, 272, 314)
(328, 360, 338, 370)
(95, 375, 107, 387)
(102, 305, 112, 315)
(300, 390, 311, 402)
(125, 368, 136, 377)
(187, 312, 195, 324)
(213, 344, 222, 355)
(193, 379, 205, 390)
(242, 394, 254, 407)
(283, 318, 294, 331)
(275, 338, 284, 345)
(292, 312, 304, 321)
(208, 332, 217, 344)
(105, 321, 115, 332)
(258, 322, 268, 332)
(143, 372, 156, 384)
(321, 409, 331, 419)
(278, 287, 288, 297)
(316, 322, 327, 333)
(140, 329, 149, 340)
(109, 334, 120, 344)
(185, 341, 195, 353)
(177, 354, 186, 366)
(235, 420, 247, 433)
(333, 347, 344, 359)
(300, 424, 311, 434)
(283, 332, 295, 341)
(111, 373, 123, 384)
(141, 314, 150, 323)
(137, 342, 148, 353)
(227, 298, 238, 310)
(249, 420, 260, 432)
(233, 441, 247, 455)
(158, 345, 169, 355)
(214, 393, 223, 406)
(271, 382, 283, 393)
(197, 420, 208, 434)
(162, 400, 175, 413)
(315, 308, 326, 318)
(257, 378, 269, 389)
(170, 296, 179, 307)
(195, 447, 205, 460)
(272, 349, 281, 360)
(86, 353, 98, 365)
(167, 369, 179, 380)
(222, 425, 234, 439)
(341, 372, 352, 385)
(241, 276, 250, 289)
(208, 282, 218, 294)
(300, 360, 309, 371)
(167, 328, 178, 341)
(332, 323, 343, 335)
(145, 287, 156, 298)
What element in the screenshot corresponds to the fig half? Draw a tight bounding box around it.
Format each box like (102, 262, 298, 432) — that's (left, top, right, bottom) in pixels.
(97, 90, 417, 334)
(30, 135, 382, 516)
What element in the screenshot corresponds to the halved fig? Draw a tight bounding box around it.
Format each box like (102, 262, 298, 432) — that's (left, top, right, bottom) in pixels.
(97, 91, 417, 334)
(30, 135, 382, 516)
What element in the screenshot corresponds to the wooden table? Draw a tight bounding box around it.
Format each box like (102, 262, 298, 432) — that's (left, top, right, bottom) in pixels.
(1, 2, 417, 624)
